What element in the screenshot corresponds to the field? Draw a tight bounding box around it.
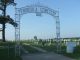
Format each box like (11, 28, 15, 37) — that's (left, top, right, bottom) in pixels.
(0, 40, 80, 60)
(0, 41, 22, 60)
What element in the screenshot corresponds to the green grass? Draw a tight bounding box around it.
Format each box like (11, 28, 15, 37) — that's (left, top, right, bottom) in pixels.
(33, 44, 57, 52)
(22, 44, 41, 53)
(0, 42, 22, 60)
(63, 53, 80, 58)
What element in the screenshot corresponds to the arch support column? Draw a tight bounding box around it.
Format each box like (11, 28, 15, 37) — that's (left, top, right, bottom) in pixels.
(15, 8, 21, 56)
(55, 15, 61, 53)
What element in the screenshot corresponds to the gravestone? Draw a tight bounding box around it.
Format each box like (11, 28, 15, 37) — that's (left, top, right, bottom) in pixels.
(66, 42, 76, 53)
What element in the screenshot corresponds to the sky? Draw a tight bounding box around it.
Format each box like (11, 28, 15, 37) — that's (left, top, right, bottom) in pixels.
(0, 0, 80, 40)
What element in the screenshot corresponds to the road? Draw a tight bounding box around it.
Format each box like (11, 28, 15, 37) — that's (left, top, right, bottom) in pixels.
(22, 53, 75, 60)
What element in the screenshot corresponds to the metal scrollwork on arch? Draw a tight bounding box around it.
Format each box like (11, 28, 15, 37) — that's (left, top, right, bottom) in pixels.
(16, 5, 58, 16)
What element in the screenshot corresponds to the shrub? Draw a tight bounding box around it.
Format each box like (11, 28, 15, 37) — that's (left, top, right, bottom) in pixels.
(74, 46, 80, 54)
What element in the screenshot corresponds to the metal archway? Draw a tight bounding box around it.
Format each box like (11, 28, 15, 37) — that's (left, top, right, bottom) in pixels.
(15, 4, 60, 56)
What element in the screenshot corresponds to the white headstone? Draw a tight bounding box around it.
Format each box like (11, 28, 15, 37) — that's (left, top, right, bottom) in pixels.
(66, 42, 76, 53)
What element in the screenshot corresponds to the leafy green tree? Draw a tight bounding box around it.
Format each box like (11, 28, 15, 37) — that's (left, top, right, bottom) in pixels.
(0, 15, 17, 42)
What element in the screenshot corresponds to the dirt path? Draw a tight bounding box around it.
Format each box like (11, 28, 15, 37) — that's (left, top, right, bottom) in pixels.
(22, 53, 75, 60)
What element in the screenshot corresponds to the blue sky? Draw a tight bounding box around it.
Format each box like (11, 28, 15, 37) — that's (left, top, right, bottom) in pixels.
(0, 0, 80, 40)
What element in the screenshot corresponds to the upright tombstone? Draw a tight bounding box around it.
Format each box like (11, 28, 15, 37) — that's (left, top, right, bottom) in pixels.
(66, 42, 76, 53)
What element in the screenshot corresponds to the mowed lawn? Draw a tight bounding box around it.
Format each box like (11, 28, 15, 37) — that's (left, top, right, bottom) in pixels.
(0, 42, 22, 60)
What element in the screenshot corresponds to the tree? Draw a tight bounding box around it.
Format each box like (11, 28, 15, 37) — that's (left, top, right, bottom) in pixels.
(0, 0, 16, 42)
(0, 15, 17, 42)
(34, 36, 37, 40)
